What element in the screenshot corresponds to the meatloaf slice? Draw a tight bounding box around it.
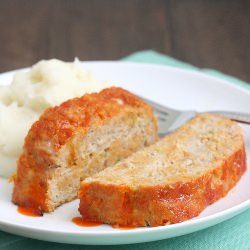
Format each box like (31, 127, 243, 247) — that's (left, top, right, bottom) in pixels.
(12, 87, 158, 213)
(79, 113, 246, 227)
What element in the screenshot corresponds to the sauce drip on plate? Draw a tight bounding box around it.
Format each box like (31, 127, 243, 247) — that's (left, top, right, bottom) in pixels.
(17, 206, 43, 217)
(72, 217, 103, 227)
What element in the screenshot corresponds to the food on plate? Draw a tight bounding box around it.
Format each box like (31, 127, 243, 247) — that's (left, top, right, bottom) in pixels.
(9, 58, 108, 113)
(12, 87, 158, 213)
(0, 101, 38, 178)
(0, 58, 110, 178)
(79, 113, 246, 227)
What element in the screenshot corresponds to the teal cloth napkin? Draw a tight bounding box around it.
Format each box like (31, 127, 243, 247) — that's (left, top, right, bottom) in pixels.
(1, 50, 250, 250)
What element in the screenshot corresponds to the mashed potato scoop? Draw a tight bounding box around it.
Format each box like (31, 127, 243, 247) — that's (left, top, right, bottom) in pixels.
(0, 59, 110, 178)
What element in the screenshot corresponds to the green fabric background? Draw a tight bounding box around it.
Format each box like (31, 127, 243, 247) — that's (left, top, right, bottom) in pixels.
(1, 50, 250, 250)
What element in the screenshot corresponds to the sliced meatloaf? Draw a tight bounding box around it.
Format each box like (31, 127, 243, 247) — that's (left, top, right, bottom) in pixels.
(12, 87, 158, 213)
(79, 113, 246, 227)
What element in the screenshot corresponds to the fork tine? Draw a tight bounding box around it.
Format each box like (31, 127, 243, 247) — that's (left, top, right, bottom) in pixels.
(141, 96, 196, 136)
(140, 97, 181, 135)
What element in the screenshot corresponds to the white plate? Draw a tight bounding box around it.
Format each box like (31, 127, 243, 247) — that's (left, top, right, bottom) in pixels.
(0, 62, 250, 245)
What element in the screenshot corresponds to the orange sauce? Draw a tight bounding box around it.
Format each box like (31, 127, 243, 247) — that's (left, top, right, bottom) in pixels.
(72, 216, 103, 227)
(112, 224, 137, 230)
(17, 206, 43, 217)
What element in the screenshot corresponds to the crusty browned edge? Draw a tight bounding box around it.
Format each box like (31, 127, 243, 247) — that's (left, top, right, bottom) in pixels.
(79, 143, 246, 227)
(12, 87, 157, 213)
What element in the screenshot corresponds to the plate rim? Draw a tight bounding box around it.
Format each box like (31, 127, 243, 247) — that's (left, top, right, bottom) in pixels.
(1, 60, 250, 98)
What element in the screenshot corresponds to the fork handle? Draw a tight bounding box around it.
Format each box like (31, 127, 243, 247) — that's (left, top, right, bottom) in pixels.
(209, 111, 250, 124)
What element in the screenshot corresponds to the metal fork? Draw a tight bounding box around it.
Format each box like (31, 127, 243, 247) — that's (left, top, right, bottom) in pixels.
(142, 97, 250, 137)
